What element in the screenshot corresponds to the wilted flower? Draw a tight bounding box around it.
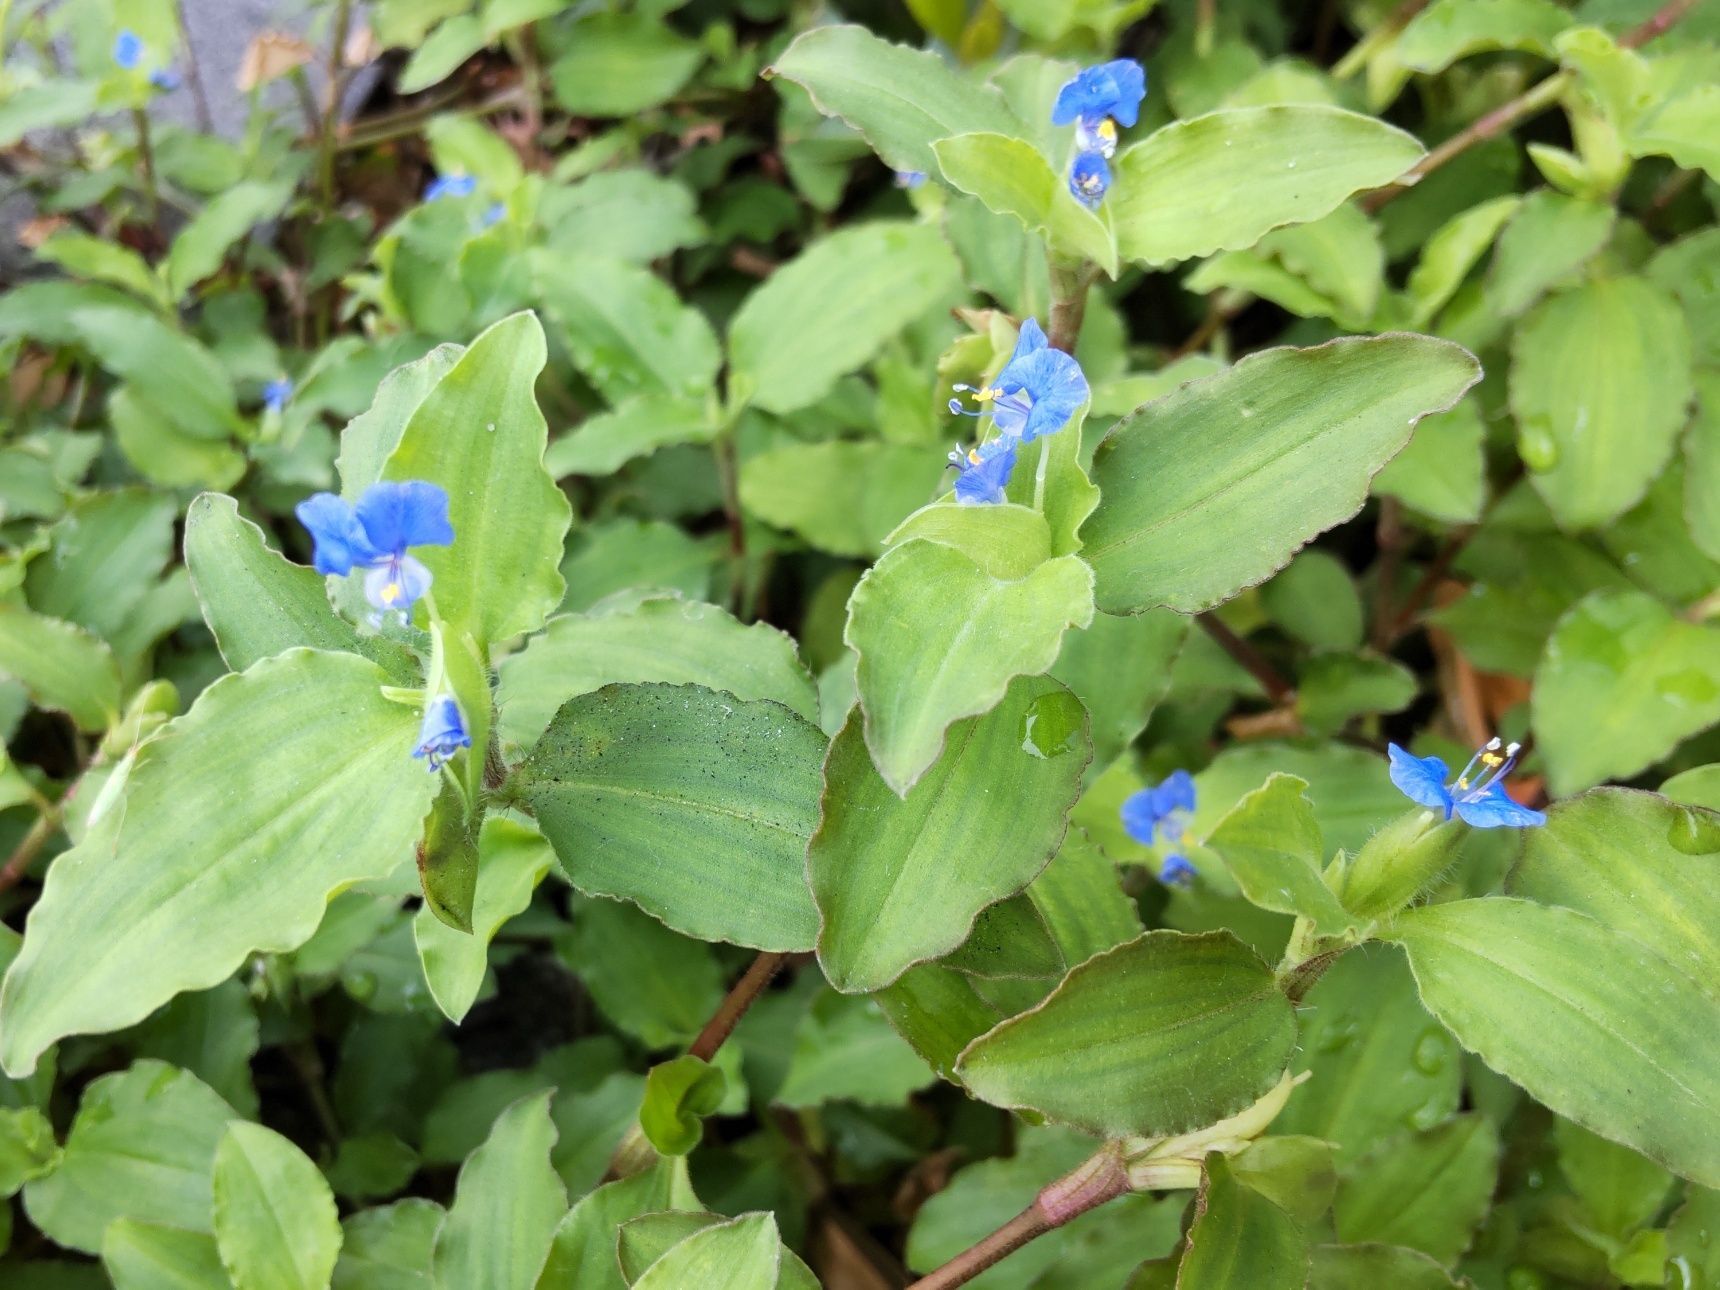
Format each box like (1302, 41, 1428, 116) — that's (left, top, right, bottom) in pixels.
(413, 693, 472, 770)
(423, 173, 477, 202)
(295, 480, 453, 619)
(1069, 151, 1111, 209)
(948, 319, 1089, 445)
(949, 438, 1018, 506)
(1388, 739, 1546, 829)
(1052, 59, 1147, 158)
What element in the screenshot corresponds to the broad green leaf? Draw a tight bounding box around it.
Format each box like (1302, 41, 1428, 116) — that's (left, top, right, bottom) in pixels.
(1261, 551, 1364, 651)
(1511, 277, 1692, 529)
(618, 1213, 817, 1289)
(22, 1060, 237, 1254)
(1050, 609, 1187, 780)
(1228, 1137, 1338, 1224)
(414, 816, 555, 1022)
(337, 344, 465, 497)
(1373, 399, 1487, 525)
(1404, 195, 1522, 327)
(535, 1160, 697, 1290)
(1532, 590, 1720, 795)
(26, 488, 176, 640)
(932, 133, 1118, 276)
(888, 501, 1052, 581)
(534, 256, 720, 404)
(943, 892, 1065, 980)
(739, 441, 945, 557)
(0, 603, 122, 731)
(1207, 774, 1358, 935)
(847, 540, 1094, 795)
(1554, 1118, 1675, 1240)
(104, 1220, 228, 1290)
(164, 182, 292, 300)
(431, 1093, 567, 1290)
(383, 311, 571, 648)
(335, 1199, 444, 1290)
(540, 172, 704, 265)
(0, 650, 436, 1077)
(639, 1055, 726, 1156)
(558, 898, 723, 1049)
(561, 519, 719, 612)
(874, 964, 1008, 1081)
(1484, 189, 1614, 318)
(130, 979, 261, 1119)
(1510, 788, 1720, 973)
(774, 990, 936, 1108)
(1688, 373, 1720, 563)
(546, 14, 702, 116)
(1110, 107, 1423, 266)
(1334, 1115, 1500, 1264)
(1256, 202, 1386, 324)
(544, 396, 717, 478)
(397, 14, 486, 95)
(1309, 1243, 1465, 1290)
(1297, 651, 1417, 734)
(1397, 0, 1572, 72)
(0, 1107, 57, 1195)
(1386, 898, 1720, 1186)
(1025, 829, 1144, 966)
(1668, 1187, 1720, 1290)
(512, 683, 824, 951)
(1629, 85, 1720, 181)
(632, 1212, 779, 1290)
(212, 1122, 343, 1290)
(36, 232, 163, 304)
(728, 222, 961, 414)
(184, 493, 381, 673)
(1085, 335, 1480, 614)
(1190, 743, 1412, 857)
(111, 384, 244, 489)
(955, 930, 1297, 1136)
(1004, 403, 1101, 559)
(767, 25, 1024, 176)
(1180, 1155, 1310, 1290)
(811, 676, 1090, 993)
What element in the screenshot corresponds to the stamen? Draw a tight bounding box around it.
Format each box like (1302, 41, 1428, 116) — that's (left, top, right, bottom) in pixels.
(1453, 736, 1502, 790)
(1459, 741, 1521, 800)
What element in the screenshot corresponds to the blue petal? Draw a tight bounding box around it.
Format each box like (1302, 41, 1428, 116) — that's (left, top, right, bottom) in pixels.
(149, 68, 180, 90)
(1388, 743, 1455, 817)
(1003, 347, 1090, 442)
(364, 555, 434, 615)
(263, 377, 294, 412)
(114, 29, 143, 69)
(1005, 318, 1050, 365)
(1068, 150, 1112, 212)
(424, 173, 477, 202)
(295, 493, 380, 576)
(356, 481, 454, 556)
(1120, 788, 1161, 846)
(1151, 769, 1196, 816)
(1455, 784, 1547, 829)
(414, 694, 472, 768)
(1159, 853, 1198, 886)
(953, 441, 1017, 505)
(1051, 60, 1148, 128)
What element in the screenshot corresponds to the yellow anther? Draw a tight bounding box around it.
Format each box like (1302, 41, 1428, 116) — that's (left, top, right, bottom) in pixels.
(382, 582, 401, 604)
(1098, 118, 1118, 140)
(974, 386, 1000, 403)
(967, 448, 983, 465)
(1480, 750, 1505, 767)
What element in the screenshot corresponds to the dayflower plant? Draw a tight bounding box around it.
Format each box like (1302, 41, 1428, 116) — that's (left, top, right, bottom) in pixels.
(413, 693, 472, 771)
(1388, 738, 1547, 828)
(295, 480, 454, 620)
(1121, 769, 1199, 885)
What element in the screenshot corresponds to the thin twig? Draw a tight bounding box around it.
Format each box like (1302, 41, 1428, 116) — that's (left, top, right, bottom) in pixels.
(172, 0, 214, 132)
(1197, 613, 1296, 705)
(1385, 523, 1475, 643)
(1332, 0, 1429, 79)
(317, 0, 353, 208)
(1370, 496, 1405, 651)
(0, 812, 56, 896)
(130, 106, 161, 229)
(688, 951, 787, 1063)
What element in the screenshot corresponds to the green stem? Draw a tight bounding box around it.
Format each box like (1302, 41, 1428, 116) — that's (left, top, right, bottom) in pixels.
(317, 0, 353, 209)
(131, 106, 161, 229)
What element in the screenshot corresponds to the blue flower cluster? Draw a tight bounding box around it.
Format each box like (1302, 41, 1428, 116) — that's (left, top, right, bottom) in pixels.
(1121, 770, 1198, 886)
(946, 319, 1089, 504)
(113, 28, 180, 90)
(1052, 59, 1145, 209)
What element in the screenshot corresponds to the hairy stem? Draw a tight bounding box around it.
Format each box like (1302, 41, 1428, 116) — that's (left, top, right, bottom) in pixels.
(688, 950, 788, 1063)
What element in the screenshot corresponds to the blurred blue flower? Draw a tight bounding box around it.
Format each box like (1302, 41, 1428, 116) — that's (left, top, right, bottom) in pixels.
(949, 319, 1089, 444)
(1388, 739, 1546, 829)
(262, 377, 294, 412)
(1069, 151, 1111, 209)
(1158, 853, 1198, 887)
(481, 201, 506, 228)
(424, 173, 478, 202)
(149, 68, 180, 91)
(113, 29, 143, 69)
(413, 694, 471, 771)
(894, 170, 927, 189)
(1122, 769, 1196, 847)
(949, 438, 1018, 506)
(1052, 59, 1146, 157)
(295, 481, 454, 618)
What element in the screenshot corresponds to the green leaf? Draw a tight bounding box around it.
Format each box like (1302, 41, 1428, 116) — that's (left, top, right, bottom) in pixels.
(1397, 0, 1572, 72)
(417, 778, 481, 935)
(875, 965, 1007, 1081)
(545, 396, 717, 478)
(1334, 1115, 1500, 1264)
(212, 1122, 343, 1290)
(1207, 774, 1358, 935)
(739, 441, 945, 557)
(943, 893, 1065, 980)
(513, 683, 824, 951)
(1085, 335, 1480, 614)
(932, 133, 1117, 276)
(0, 650, 437, 1077)
(1554, 1117, 1675, 1240)
(1404, 195, 1522, 327)
(397, 14, 487, 95)
(1256, 202, 1387, 324)
(1511, 277, 1693, 529)
(1179, 1155, 1310, 1290)
(639, 1056, 726, 1157)
(0, 603, 122, 731)
(1308, 1243, 1465, 1290)
(847, 540, 1094, 795)
(1050, 609, 1187, 781)
(26, 488, 176, 640)
(775, 990, 937, 1108)
(728, 222, 961, 414)
(534, 256, 721, 404)
(811, 676, 1090, 993)
(35, 230, 163, 302)
(955, 930, 1297, 1137)
(888, 501, 1052, 580)
(1338, 810, 1463, 923)
(540, 172, 704, 266)
(104, 1220, 229, 1290)
(415, 816, 555, 1022)
(536, 1160, 696, 1290)
(22, 1060, 237, 1254)
(1484, 189, 1614, 319)
(618, 1213, 819, 1289)
(1025, 829, 1144, 967)
(1385, 897, 1720, 1186)
(1297, 651, 1418, 734)
(164, 182, 292, 300)
(335, 1199, 444, 1290)
(1373, 398, 1487, 525)
(1509, 787, 1720, 975)
(431, 1093, 567, 1290)
(1228, 1137, 1338, 1224)
(1276, 946, 1462, 1162)
(767, 25, 1024, 176)
(130, 979, 261, 1119)
(382, 311, 571, 649)
(1532, 590, 1720, 795)
(1110, 107, 1423, 266)
(546, 14, 702, 117)
(557, 898, 723, 1049)
(337, 344, 465, 497)
(0, 1107, 57, 1196)
(632, 1212, 780, 1290)
(1261, 551, 1364, 651)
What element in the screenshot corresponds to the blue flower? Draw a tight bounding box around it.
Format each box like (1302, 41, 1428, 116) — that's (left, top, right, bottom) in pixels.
(149, 67, 180, 91)
(894, 170, 928, 189)
(424, 173, 478, 202)
(1122, 769, 1196, 847)
(949, 319, 1089, 444)
(263, 377, 294, 412)
(413, 694, 471, 771)
(1159, 853, 1198, 887)
(949, 438, 1018, 506)
(295, 481, 454, 618)
(1069, 151, 1111, 209)
(1388, 739, 1546, 829)
(480, 201, 506, 228)
(1052, 59, 1147, 157)
(113, 29, 143, 69)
